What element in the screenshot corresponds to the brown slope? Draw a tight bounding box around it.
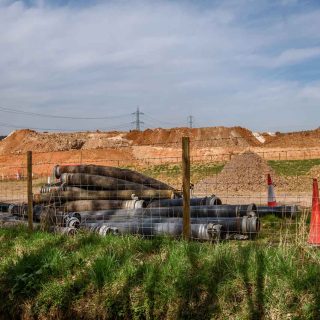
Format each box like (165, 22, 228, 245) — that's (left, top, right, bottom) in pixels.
(0, 130, 130, 155)
(0, 126, 260, 155)
(124, 126, 260, 148)
(264, 128, 320, 148)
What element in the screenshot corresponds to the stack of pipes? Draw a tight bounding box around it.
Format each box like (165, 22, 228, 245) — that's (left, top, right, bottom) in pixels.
(35, 164, 180, 203)
(0, 163, 299, 239)
(30, 164, 261, 240)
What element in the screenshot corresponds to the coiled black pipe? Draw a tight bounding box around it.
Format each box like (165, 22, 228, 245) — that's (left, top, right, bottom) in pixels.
(33, 188, 176, 203)
(256, 205, 299, 218)
(82, 221, 221, 240)
(81, 223, 119, 236)
(83, 216, 259, 234)
(40, 182, 62, 194)
(60, 173, 151, 191)
(81, 215, 259, 238)
(70, 204, 256, 223)
(50, 226, 77, 235)
(61, 199, 146, 212)
(8, 204, 28, 216)
(147, 195, 222, 208)
(0, 202, 10, 212)
(54, 164, 175, 191)
(33, 204, 44, 221)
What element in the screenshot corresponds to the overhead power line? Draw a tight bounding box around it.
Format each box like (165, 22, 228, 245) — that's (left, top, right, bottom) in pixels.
(0, 106, 130, 120)
(143, 113, 178, 127)
(0, 105, 194, 132)
(132, 107, 144, 131)
(187, 115, 194, 128)
(0, 121, 133, 132)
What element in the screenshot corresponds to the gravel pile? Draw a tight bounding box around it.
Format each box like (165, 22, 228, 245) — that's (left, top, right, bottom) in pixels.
(309, 165, 320, 179)
(195, 151, 286, 193)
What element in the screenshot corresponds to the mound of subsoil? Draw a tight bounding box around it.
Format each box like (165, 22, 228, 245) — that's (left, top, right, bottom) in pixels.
(309, 165, 320, 179)
(195, 151, 287, 193)
(0, 126, 260, 155)
(264, 128, 320, 148)
(125, 126, 258, 148)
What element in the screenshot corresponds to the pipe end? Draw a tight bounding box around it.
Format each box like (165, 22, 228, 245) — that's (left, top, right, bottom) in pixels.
(54, 165, 61, 179)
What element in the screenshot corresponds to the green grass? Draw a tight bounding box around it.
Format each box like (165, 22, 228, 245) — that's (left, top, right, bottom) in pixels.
(131, 159, 320, 186)
(0, 226, 320, 319)
(268, 159, 320, 176)
(137, 159, 320, 181)
(140, 163, 224, 187)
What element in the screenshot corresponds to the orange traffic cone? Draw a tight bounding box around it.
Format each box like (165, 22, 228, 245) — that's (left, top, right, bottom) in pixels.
(308, 178, 320, 246)
(267, 173, 277, 207)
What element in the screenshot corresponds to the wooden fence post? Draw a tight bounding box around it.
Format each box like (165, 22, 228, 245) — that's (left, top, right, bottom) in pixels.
(27, 151, 33, 232)
(182, 137, 190, 240)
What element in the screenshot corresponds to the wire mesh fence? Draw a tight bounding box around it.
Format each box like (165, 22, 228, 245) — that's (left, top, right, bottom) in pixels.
(0, 160, 28, 227)
(0, 136, 318, 245)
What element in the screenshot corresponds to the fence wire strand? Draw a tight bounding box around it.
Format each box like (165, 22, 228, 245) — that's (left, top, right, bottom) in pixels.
(0, 137, 319, 245)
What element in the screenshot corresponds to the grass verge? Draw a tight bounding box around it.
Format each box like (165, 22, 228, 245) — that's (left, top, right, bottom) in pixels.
(268, 159, 320, 176)
(138, 163, 224, 188)
(0, 226, 319, 319)
(131, 159, 320, 187)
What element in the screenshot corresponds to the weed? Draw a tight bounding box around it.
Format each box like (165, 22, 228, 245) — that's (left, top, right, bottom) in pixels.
(0, 228, 319, 319)
(268, 159, 320, 176)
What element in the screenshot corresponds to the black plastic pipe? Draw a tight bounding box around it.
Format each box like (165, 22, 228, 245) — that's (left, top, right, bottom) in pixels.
(40, 182, 62, 194)
(60, 173, 151, 191)
(50, 226, 77, 235)
(33, 188, 176, 203)
(81, 215, 260, 238)
(8, 204, 28, 216)
(82, 221, 221, 240)
(147, 195, 222, 208)
(0, 203, 10, 212)
(69, 204, 256, 223)
(256, 205, 299, 218)
(61, 199, 146, 212)
(54, 164, 176, 191)
(80, 216, 259, 234)
(81, 223, 119, 236)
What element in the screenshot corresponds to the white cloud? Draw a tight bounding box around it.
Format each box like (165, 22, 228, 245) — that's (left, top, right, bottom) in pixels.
(274, 47, 320, 66)
(0, 0, 319, 134)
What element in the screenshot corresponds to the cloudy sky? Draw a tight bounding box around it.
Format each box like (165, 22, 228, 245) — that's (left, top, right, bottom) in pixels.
(0, 0, 319, 134)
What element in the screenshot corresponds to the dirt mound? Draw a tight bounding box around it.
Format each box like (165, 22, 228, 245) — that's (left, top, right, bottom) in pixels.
(1, 127, 319, 168)
(264, 128, 320, 148)
(0, 130, 131, 155)
(0, 130, 87, 154)
(80, 132, 132, 149)
(194, 151, 313, 194)
(125, 126, 259, 147)
(195, 151, 286, 193)
(309, 165, 320, 179)
(0, 127, 261, 155)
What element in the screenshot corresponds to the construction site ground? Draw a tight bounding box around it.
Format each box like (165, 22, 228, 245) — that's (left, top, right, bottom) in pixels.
(0, 126, 319, 207)
(0, 128, 319, 320)
(0, 126, 320, 176)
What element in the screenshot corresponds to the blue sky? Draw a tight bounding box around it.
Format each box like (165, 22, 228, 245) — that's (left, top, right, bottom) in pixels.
(0, 0, 319, 134)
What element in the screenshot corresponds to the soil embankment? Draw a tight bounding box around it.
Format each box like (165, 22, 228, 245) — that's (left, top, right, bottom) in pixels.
(0, 127, 319, 177)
